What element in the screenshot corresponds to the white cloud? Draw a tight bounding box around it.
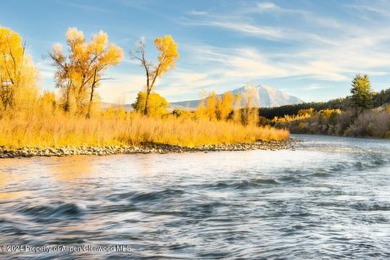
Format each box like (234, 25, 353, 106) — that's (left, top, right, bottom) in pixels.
(186, 43, 349, 82)
(251, 2, 340, 29)
(256, 2, 278, 11)
(346, 3, 390, 18)
(207, 21, 284, 39)
(57, 0, 111, 13)
(36, 61, 55, 79)
(183, 3, 341, 43)
(99, 74, 145, 104)
(181, 17, 284, 40)
(304, 84, 326, 90)
(157, 70, 222, 100)
(189, 10, 208, 16)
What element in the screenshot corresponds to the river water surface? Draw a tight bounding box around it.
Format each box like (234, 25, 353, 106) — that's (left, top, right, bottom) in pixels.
(0, 135, 389, 259)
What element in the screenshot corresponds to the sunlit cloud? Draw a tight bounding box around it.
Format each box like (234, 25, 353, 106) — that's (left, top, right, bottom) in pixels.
(99, 74, 145, 104)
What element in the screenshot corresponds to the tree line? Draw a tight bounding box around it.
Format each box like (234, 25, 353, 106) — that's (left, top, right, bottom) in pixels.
(268, 75, 390, 138)
(261, 74, 390, 119)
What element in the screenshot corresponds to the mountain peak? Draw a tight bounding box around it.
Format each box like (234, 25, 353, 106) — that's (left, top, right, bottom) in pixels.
(231, 84, 303, 107)
(170, 84, 304, 109)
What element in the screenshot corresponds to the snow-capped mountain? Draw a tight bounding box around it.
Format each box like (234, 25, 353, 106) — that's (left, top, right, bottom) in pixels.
(170, 84, 304, 109)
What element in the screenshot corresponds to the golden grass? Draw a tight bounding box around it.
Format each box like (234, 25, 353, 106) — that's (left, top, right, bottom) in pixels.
(0, 111, 289, 148)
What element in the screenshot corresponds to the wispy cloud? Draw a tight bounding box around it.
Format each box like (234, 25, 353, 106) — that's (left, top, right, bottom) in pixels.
(57, 1, 111, 13)
(256, 2, 278, 12)
(183, 2, 341, 43)
(189, 10, 208, 16)
(304, 84, 326, 91)
(205, 21, 284, 39)
(36, 60, 56, 82)
(184, 43, 348, 82)
(181, 16, 284, 40)
(180, 0, 390, 82)
(250, 2, 341, 29)
(346, 3, 390, 18)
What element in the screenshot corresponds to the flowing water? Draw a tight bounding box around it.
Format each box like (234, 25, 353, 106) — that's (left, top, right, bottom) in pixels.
(0, 135, 389, 259)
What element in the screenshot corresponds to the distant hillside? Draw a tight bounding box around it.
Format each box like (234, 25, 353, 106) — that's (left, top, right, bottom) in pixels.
(260, 98, 350, 119)
(260, 87, 390, 119)
(170, 84, 304, 109)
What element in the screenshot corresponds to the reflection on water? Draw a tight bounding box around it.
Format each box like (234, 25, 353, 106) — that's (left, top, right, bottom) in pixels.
(0, 135, 389, 259)
(47, 156, 94, 183)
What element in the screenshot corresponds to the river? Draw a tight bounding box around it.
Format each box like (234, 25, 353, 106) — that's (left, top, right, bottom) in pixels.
(0, 135, 389, 259)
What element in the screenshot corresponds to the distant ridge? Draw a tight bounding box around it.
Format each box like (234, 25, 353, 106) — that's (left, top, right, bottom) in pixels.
(170, 84, 304, 109)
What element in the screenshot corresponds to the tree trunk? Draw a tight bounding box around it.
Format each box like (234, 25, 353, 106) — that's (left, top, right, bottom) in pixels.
(144, 90, 150, 116)
(143, 65, 151, 116)
(64, 83, 71, 112)
(86, 69, 97, 119)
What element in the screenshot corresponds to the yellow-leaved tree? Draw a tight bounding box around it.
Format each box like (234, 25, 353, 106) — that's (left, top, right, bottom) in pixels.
(241, 88, 259, 126)
(50, 28, 123, 117)
(217, 92, 234, 121)
(131, 91, 169, 116)
(196, 91, 235, 121)
(131, 35, 179, 116)
(0, 27, 39, 113)
(233, 93, 242, 124)
(205, 91, 217, 121)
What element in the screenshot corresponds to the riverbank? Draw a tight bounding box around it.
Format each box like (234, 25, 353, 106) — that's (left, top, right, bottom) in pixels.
(0, 139, 295, 158)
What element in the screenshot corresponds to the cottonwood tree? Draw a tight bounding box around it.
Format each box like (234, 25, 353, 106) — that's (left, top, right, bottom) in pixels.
(233, 93, 242, 124)
(39, 90, 57, 114)
(217, 92, 235, 120)
(131, 35, 179, 116)
(205, 91, 218, 121)
(240, 88, 259, 126)
(0, 27, 39, 112)
(132, 91, 169, 116)
(50, 28, 123, 117)
(350, 74, 373, 110)
(199, 91, 235, 121)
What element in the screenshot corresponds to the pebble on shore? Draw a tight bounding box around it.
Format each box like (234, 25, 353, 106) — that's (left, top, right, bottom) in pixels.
(0, 139, 296, 158)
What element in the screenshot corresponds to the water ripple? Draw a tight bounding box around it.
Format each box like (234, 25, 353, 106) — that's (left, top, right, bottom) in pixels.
(0, 135, 389, 259)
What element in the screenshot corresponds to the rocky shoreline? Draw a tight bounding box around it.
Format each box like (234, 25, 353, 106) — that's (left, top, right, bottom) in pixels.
(0, 139, 296, 158)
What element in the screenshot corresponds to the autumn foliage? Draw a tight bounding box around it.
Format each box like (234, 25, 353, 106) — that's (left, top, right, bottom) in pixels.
(195, 91, 259, 126)
(50, 28, 123, 117)
(0, 27, 39, 112)
(0, 26, 289, 149)
(131, 35, 179, 115)
(132, 91, 168, 116)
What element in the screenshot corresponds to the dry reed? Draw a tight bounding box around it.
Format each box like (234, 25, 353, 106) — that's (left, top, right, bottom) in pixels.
(0, 111, 289, 148)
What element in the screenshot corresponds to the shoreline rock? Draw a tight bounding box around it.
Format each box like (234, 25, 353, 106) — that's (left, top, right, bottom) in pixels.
(0, 139, 296, 159)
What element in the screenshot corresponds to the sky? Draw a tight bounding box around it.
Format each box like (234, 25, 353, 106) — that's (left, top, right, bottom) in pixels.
(2, 0, 390, 104)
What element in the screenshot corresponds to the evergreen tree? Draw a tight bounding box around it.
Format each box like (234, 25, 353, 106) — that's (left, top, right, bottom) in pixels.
(350, 74, 373, 110)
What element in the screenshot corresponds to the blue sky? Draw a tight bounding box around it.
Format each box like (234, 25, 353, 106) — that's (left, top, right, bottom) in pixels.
(2, 0, 390, 103)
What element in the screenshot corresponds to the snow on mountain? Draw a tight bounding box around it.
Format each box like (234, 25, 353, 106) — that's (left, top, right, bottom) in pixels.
(170, 84, 304, 109)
